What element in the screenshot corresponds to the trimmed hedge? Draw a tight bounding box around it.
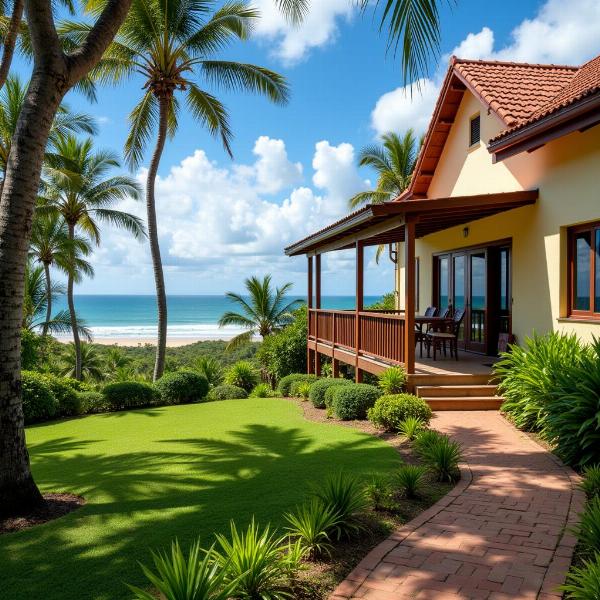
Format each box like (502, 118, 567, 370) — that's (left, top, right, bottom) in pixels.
(21, 371, 58, 424)
(367, 394, 432, 431)
(309, 378, 352, 408)
(103, 381, 157, 410)
(155, 371, 209, 404)
(77, 391, 109, 414)
(330, 383, 382, 420)
(277, 373, 318, 397)
(207, 384, 248, 401)
(46, 376, 82, 417)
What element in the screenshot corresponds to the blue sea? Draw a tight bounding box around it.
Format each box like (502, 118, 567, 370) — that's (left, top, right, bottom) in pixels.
(53, 295, 382, 341)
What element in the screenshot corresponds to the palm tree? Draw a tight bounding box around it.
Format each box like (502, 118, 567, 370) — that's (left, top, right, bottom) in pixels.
(29, 213, 91, 336)
(349, 130, 420, 262)
(39, 135, 144, 380)
(64, 0, 289, 381)
(59, 342, 104, 381)
(219, 275, 301, 349)
(22, 259, 91, 339)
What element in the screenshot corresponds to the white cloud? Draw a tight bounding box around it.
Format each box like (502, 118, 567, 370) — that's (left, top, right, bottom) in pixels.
(450, 27, 495, 61)
(253, 0, 355, 64)
(252, 136, 302, 194)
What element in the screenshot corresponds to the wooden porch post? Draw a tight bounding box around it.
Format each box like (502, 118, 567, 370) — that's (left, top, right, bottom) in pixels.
(404, 218, 416, 374)
(315, 254, 322, 376)
(355, 241, 364, 383)
(307, 256, 314, 375)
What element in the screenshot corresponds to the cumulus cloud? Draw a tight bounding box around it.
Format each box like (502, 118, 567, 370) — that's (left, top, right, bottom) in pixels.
(252, 0, 355, 64)
(370, 0, 600, 138)
(252, 135, 303, 194)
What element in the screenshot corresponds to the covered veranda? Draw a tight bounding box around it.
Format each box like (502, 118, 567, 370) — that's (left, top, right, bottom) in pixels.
(285, 190, 537, 381)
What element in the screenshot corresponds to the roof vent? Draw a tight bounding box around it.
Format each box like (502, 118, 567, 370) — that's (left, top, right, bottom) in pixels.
(470, 114, 481, 146)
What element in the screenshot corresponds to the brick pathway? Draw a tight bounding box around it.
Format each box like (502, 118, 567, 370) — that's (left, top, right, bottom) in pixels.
(331, 411, 585, 600)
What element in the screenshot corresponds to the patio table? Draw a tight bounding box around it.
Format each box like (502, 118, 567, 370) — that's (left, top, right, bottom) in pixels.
(415, 315, 454, 359)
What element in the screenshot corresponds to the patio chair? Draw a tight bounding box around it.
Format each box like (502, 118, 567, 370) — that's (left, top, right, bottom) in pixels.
(426, 308, 466, 361)
(415, 306, 438, 357)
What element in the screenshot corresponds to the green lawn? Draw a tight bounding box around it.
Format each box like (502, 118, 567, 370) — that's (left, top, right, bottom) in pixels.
(1, 398, 400, 600)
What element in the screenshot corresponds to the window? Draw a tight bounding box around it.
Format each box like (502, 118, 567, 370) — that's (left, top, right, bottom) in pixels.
(568, 221, 600, 318)
(469, 114, 481, 147)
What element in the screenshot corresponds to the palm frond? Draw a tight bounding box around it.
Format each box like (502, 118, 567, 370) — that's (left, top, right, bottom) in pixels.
(125, 91, 158, 170)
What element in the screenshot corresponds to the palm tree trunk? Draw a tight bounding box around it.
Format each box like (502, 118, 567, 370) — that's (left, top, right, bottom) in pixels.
(42, 261, 51, 337)
(0, 68, 65, 517)
(66, 223, 82, 380)
(0, 0, 24, 90)
(148, 95, 169, 381)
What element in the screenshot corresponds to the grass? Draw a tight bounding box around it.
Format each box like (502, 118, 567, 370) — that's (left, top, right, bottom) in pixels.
(0, 399, 400, 600)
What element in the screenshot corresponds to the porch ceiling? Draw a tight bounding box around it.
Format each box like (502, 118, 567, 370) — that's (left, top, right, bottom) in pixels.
(285, 190, 538, 256)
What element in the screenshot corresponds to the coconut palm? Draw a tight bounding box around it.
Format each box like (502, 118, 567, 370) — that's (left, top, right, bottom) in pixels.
(59, 342, 104, 381)
(63, 0, 289, 381)
(219, 275, 301, 349)
(29, 213, 91, 336)
(39, 135, 144, 380)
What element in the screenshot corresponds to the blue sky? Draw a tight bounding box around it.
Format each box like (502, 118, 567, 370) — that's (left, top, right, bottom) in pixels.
(19, 0, 600, 296)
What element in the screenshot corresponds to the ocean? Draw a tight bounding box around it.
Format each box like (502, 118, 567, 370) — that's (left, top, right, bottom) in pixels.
(53, 295, 383, 341)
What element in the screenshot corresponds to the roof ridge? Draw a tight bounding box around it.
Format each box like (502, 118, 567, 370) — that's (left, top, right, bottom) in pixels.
(451, 55, 579, 71)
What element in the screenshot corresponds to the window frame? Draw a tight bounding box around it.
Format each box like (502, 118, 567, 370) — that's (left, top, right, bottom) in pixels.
(568, 220, 600, 319)
(469, 113, 481, 148)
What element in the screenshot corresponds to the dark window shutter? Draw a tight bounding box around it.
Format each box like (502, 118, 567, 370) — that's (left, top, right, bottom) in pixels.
(470, 115, 481, 146)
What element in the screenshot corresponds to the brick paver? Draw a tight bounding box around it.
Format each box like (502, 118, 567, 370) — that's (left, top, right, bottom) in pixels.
(331, 412, 585, 600)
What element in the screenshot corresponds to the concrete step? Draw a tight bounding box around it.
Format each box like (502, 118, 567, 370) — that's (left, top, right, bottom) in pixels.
(415, 384, 498, 398)
(422, 396, 504, 411)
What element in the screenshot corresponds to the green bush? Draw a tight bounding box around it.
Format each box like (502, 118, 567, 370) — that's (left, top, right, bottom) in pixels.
(367, 394, 432, 431)
(77, 391, 108, 414)
(398, 416, 425, 440)
(330, 383, 382, 420)
(573, 496, 600, 557)
(296, 382, 312, 401)
(495, 332, 586, 434)
(324, 384, 340, 409)
(21, 370, 59, 424)
(364, 476, 393, 512)
(207, 384, 248, 401)
(44, 375, 82, 417)
(414, 429, 444, 453)
(309, 378, 351, 409)
(257, 306, 307, 382)
(395, 465, 427, 499)
(155, 370, 209, 405)
(277, 373, 318, 397)
(417, 433, 462, 482)
(581, 465, 600, 499)
(103, 381, 157, 410)
(223, 361, 259, 393)
(250, 383, 273, 398)
(561, 553, 600, 599)
(194, 355, 224, 387)
(378, 366, 407, 394)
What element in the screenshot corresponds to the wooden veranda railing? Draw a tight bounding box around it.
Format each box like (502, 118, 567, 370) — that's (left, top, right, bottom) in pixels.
(308, 308, 406, 366)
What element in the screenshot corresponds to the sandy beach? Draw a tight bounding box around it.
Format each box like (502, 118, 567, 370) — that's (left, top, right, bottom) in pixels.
(55, 334, 249, 347)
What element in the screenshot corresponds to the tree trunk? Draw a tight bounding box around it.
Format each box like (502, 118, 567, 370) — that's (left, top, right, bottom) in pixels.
(0, 0, 24, 90)
(0, 67, 67, 517)
(148, 95, 169, 381)
(42, 260, 51, 336)
(66, 222, 82, 380)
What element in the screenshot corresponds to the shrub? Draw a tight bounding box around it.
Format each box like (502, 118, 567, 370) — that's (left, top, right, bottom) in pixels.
(573, 496, 600, 557)
(207, 384, 248, 401)
(128, 539, 235, 600)
(44, 376, 83, 417)
(309, 378, 351, 409)
(364, 476, 393, 512)
(103, 381, 157, 410)
(414, 429, 444, 453)
(284, 498, 339, 559)
(330, 383, 382, 420)
(277, 373, 318, 397)
(296, 382, 311, 401)
(223, 361, 259, 393)
(378, 366, 407, 394)
(417, 434, 462, 482)
(214, 519, 295, 600)
(495, 332, 586, 434)
(194, 356, 224, 387)
(395, 465, 427, 498)
(77, 391, 108, 414)
(561, 553, 600, 599)
(398, 416, 425, 441)
(289, 378, 316, 398)
(312, 472, 368, 539)
(155, 371, 209, 405)
(368, 394, 432, 431)
(21, 370, 58, 424)
(544, 338, 600, 467)
(250, 383, 273, 398)
(581, 465, 600, 499)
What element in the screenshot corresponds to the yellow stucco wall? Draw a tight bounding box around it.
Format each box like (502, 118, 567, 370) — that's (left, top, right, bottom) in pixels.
(395, 91, 600, 345)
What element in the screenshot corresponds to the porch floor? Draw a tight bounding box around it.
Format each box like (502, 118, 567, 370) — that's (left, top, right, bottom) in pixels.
(415, 350, 497, 376)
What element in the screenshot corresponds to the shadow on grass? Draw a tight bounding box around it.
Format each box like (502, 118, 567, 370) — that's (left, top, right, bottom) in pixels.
(3, 421, 399, 600)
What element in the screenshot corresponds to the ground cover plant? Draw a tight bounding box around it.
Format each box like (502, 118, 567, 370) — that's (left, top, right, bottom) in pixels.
(0, 398, 399, 600)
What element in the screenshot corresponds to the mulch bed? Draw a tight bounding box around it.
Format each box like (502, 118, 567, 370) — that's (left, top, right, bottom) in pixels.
(288, 397, 455, 599)
(0, 493, 85, 534)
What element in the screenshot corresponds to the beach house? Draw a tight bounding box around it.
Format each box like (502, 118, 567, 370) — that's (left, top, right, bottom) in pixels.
(285, 54, 600, 406)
